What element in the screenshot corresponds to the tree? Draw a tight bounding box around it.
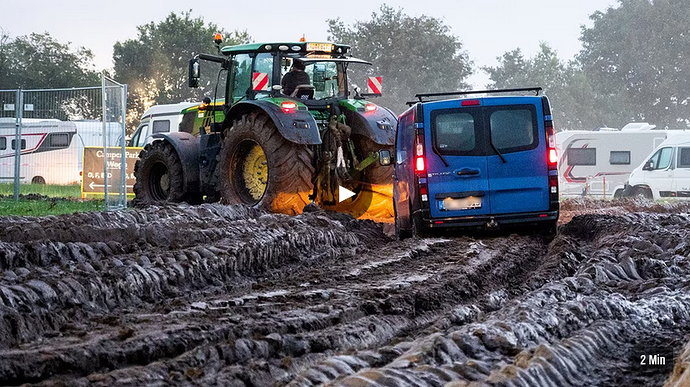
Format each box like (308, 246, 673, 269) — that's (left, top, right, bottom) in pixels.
(578, 0, 690, 128)
(327, 5, 473, 113)
(484, 43, 602, 130)
(113, 11, 250, 131)
(0, 31, 99, 89)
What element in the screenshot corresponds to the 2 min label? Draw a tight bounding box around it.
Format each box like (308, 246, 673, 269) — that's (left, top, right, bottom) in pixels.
(631, 346, 674, 372)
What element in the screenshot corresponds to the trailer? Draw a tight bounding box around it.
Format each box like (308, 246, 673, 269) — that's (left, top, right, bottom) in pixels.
(0, 118, 123, 185)
(556, 123, 684, 199)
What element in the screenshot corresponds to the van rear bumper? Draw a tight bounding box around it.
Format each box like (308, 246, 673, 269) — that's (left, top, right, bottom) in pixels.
(418, 210, 559, 229)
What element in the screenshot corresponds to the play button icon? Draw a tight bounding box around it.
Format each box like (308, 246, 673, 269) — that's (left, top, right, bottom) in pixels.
(338, 185, 356, 202)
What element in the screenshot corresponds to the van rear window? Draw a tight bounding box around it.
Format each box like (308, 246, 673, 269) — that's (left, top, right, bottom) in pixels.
(488, 108, 537, 153)
(434, 112, 476, 152)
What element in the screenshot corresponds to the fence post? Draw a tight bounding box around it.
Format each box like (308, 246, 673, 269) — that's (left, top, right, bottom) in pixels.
(13, 89, 23, 202)
(120, 83, 127, 208)
(101, 73, 109, 208)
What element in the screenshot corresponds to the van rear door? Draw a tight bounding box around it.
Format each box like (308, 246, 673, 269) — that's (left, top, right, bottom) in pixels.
(425, 102, 492, 219)
(484, 98, 550, 214)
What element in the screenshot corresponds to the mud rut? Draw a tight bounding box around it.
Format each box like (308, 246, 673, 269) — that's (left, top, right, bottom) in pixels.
(0, 200, 688, 386)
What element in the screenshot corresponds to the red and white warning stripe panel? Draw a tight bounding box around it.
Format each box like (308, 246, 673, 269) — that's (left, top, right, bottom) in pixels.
(367, 76, 382, 95)
(252, 72, 269, 91)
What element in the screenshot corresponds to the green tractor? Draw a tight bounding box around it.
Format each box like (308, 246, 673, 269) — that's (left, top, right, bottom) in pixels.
(133, 38, 396, 218)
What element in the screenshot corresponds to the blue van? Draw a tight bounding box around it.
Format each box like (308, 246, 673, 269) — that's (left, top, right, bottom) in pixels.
(393, 88, 559, 239)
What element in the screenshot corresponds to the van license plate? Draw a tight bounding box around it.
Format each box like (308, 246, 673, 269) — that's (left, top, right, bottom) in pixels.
(441, 197, 482, 211)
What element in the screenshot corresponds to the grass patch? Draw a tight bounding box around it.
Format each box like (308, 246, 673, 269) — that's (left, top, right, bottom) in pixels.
(0, 198, 104, 217)
(0, 183, 82, 198)
(0, 184, 106, 216)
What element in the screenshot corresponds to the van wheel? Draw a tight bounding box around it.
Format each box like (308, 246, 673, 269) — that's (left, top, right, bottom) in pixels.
(633, 187, 653, 200)
(133, 140, 185, 205)
(538, 220, 558, 243)
(394, 202, 412, 240)
(411, 212, 428, 238)
(31, 176, 46, 185)
(613, 189, 623, 199)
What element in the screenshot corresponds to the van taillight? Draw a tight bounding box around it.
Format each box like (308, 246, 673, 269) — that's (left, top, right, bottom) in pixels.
(545, 119, 559, 202)
(545, 120, 557, 169)
(549, 148, 558, 164)
(416, 156, 426, 172)
(415, 134, 426, 175)
(414, 132, 428, 201)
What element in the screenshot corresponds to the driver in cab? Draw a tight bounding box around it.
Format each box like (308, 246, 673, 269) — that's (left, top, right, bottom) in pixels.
(281, 59, 310, 96)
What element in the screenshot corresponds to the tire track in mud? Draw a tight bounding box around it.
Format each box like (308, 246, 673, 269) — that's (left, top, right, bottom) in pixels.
(295, 212, 690, 387)
(0, 201, 688, 386)
(0, 205, 550, 386)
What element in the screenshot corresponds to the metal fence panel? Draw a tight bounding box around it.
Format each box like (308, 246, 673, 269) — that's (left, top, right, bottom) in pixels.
(102, 76, 127, 210)
(0, 78, 128, 209)
(0, 90, 19, 200)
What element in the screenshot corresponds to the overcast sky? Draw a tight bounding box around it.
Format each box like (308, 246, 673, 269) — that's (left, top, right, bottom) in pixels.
(1, 0, 618, 88)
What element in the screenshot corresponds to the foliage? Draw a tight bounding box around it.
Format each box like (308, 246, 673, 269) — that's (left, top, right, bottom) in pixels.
(578, 0, 690, 128)
(484, 43, 602, 130)
(327, 5, 473, 113)
(113, 11, 250, 132)
(0, 31, 99, 89)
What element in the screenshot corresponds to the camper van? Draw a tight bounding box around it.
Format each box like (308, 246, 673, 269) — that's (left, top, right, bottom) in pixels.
(128, 102, 198, 147)
(623, 133, 690, 199)
(0, 118, 123, 185)
(556, 123, 681, 199)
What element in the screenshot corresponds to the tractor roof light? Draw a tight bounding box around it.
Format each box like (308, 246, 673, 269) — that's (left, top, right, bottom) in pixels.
(364, 103, 377, 113)
(214, 33, 223, 45)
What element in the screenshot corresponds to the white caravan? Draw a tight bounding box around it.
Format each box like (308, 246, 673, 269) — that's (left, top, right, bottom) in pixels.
(624, 133, 690, 199)
(0, 118, 124, 185)
(556, 123, 684, 199)
(128, 102, 198, 147)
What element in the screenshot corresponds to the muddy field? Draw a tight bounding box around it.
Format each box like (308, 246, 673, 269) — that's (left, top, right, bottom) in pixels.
(0, 198, 689, 386)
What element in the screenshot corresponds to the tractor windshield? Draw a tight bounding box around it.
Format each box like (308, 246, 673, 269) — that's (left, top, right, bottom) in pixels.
(280, 57, 371, 100)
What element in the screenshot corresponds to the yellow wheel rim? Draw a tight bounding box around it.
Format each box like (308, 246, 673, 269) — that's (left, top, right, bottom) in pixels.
(241, 144, 268, 201)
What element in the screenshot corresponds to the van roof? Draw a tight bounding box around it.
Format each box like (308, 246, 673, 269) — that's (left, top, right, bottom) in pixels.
(140, 102, 199, 120)
(421, 95, 543, 109)
(656, 131, 690, 146)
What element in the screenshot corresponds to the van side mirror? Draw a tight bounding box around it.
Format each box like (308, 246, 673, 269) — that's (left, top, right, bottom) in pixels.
(188, 58, 200, 88)
(643, 160, 654, 171)
(379, 150, 392, 166)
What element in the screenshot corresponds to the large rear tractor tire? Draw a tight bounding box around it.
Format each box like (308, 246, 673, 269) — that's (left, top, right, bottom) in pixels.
(219, 113, 314, 215)
(133, 140, 186, 205)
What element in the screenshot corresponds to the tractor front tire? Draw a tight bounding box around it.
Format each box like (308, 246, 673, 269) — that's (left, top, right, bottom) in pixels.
(133, 140, 185, 205)
(219, 113, 315, 215)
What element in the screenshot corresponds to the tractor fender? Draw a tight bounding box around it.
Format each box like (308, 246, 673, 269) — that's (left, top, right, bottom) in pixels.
(340, 100, 397, 146)
(151, 132, 200, 194)
(225, 100, 322, 145)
